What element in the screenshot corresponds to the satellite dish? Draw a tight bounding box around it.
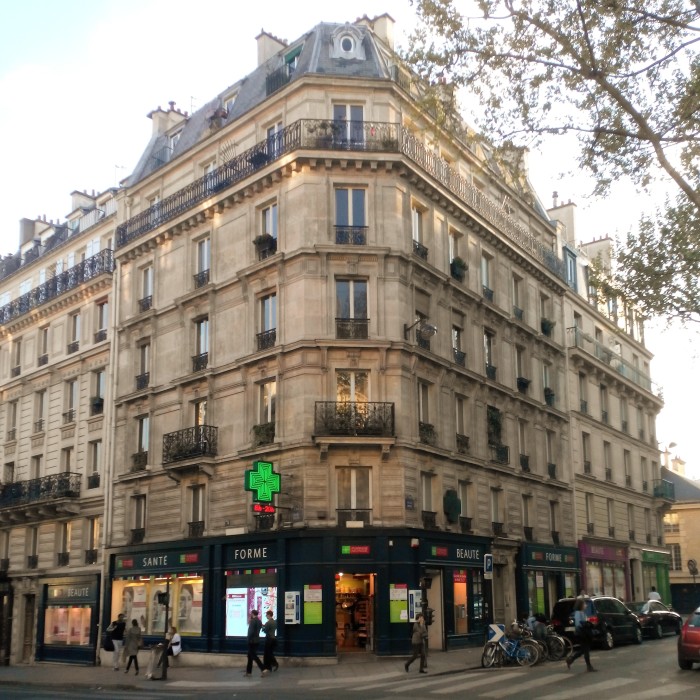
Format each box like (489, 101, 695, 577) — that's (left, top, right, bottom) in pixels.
(688, 559, 698, 576)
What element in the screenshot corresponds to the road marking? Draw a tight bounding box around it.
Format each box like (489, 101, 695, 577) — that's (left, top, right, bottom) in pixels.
(481, 672, 570, 698)
(432, 670, 530, 694)
(537, 677, 636, 700)
(623, 683, 696, 698)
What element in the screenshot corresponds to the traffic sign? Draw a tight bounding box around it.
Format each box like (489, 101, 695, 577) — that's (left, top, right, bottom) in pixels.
(487, 623, 505, 642)
(484, 553, 494, 580)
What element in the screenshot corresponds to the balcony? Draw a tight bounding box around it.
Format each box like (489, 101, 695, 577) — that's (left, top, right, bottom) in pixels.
(131, 451, 148, 472)
(629, 530, 635, 541)
(642, 479, 648, 492)
(193, 269, 210, 288)
(135, 372, 150, 390)
(492, 521, 505, 537)
(0, 250, 115, 325)
(622, 420, 628, 433)
(453, 348, 466, 366)
(587, 522, 595, 534)
(584, 460, 592, 475)
(567, 326, 662, 398)
(548, 463, 557, 479)
(580, 399, 588, 413)
(456, 433, 470, 454)
(162, 425, 218, 464)
(653, 479, 675, 501)
(34, 419, 45, 433)
(489, 444, 510, 464)
(27, 555, 38, 569)
(253, 234, 277, 260)
(419, 422, 437, 446)
(459, 516, 472, 533)
(256, 329, 277, 351)
(450, 259, 466, 281)
(129, 528, 145, 545)
(520, 454, 530, 472)
(335, 225, 367, 245)
(62, 409, 76, 424)
(255, 513, 275, 531)
(551, 530, 560, 545)
(524, 526, 534, 542)
(87, 473, 100, 489)
(38, 353, 49, 366)
(541, 318, 555, 337)
(91, 397, 104, 416)
(266, 65, 292, 95)
(0, 472, 81, 513)
(417, 333, 432, 351)
(67, 341, 80, 355)
(314, 401, 395, 437)
(625, 474, 632, 487)
(11, 366, 20, 377)
(94, 329, 107, 343)
(6, 429, 16, 442)
(482, 286, 494, 302)
(337, 509, 371, 527)
(513, 305, 524, 321)
(602, 410, 609, 423)
(486, 364, 497, 381)
(252, 422, 275, 447)
(85, 549, 98, 565)
(336, 318, 369, 340)
(544, 388, 555, 407)
(138, 296, 152, 313)
(188, 521, 205, 538)
(517, 377, 530, 394)
(422, 510, 438, 529)
(57, 552, 70, 567)
(192, 352, 209, 372)
(413, 240, 429, 260)
(608, 526, 615, 538)
(605, 467, 613, 481)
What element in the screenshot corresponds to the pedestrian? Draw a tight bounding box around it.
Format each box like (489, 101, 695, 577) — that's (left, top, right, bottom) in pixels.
(123, 619, 142, 675)
(404, 613, 428, 674)
(166, 625, 182, 658)
(107, 613, 126, 670)
(245, 610, 266, 676)
(648, 586, 661, 601)
(262, 609, 279, 672)
(566, 598, 596, 672)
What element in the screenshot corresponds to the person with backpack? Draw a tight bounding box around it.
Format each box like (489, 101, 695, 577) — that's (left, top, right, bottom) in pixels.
(566, 598, 596, 672)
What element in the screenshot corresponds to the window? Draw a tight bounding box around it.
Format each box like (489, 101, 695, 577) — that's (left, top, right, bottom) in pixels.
(490, 488, 502, 524)
(39, 326, 49, 362)
(335, 188, 366, 243)
(194, 317, 209, 369)
(266, 121, 283, 159)
(421, 472, 434, 511)
(59, 521, 72, 555)
(3, 462, 14, 483)
(578, 373, 587, 411)
(582, 432, 591, 470)
(542, 362, 551, 391)
(194, 399, 207, 428)
(258, 293, 277, 350)
(518, 419, 528, 458)
(459, 480, 472, 518)
(620, 398, 628, 432)
(607, 498, 615, 529)
(259, 380, 276, 424)
(565, 248, 577, 289)
(140, 266, 153, 310)
(481, 253, 492, 295)
(34, 390, 46, 432)
(546, 430, 556, 466)
(336, 370, 369, 403)
(515, 346, 526, 380)
(64, 380, 78, 423)
(190, 484, 206, 524)
(624, 450, 632, 486)
(12, 338, 21, 373)
(169, 130, 181, 152)
(224, 93, 237, 114)
(7, 400, 18, 440)
(96, 300, 109, 334)
(31, 455, 43, 480)
(512, 274, 523, 318)
(139, 342, 150, 375)
(61, 447, 74, 473)
(137, 415, 150, 453)
(336, 279, 368, 319)
(93, 369, 105, 400)
(197, 237, 210, 274)
(600, 385, 608, 421)
(641, 457, 648, 490)
(627, 503, 635, 533)
(70, 312, 80, 343)
(604, 441, 612, 478)
(522, 495, 531, 528)
(89, 440, 102, 472)
(418, 381, 429, 423)
(337, 467, 371, 525)
(671, 544, 682, 571)
(262, 203, 278, 239)
(132, 494, 147, 530)
(550, 501, 558, 533)
(411, 203, 424, 243)
(333, 104, 364, 145)
(87, 516, 100, 552)
(586, 493, 594, 524)
(484, 330, 495, 374)
(28, 526, 39, 557)
(452, 324, 465, 365)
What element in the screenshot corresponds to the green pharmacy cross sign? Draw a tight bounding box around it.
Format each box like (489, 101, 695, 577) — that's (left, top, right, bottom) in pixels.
(245, 460, 281, 502)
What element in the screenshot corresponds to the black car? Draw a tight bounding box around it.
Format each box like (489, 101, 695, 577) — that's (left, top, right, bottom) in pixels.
(626, 600, 682, 638)
(551, 595, 643, 650)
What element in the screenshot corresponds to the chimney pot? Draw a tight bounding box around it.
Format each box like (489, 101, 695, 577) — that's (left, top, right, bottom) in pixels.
(169, 101, 176, 110)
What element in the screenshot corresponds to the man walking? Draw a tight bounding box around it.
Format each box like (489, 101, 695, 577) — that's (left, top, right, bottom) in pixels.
(404, 613, 428, 674)
(108, 613, 126, 670)
(262, 610, 279, 672)
(245, 609, 266, 676)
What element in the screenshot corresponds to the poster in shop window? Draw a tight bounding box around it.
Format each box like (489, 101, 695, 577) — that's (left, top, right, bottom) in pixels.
(389, 583, 408, 623)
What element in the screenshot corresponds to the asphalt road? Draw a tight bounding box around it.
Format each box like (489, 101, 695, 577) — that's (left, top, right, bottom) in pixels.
(1, 636, 697, 699)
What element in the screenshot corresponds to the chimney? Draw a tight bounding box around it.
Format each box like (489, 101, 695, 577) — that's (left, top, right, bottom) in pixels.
(256, 29, 287, 66)
(357, 13, 395, 50)
(552, 191, 559, 208)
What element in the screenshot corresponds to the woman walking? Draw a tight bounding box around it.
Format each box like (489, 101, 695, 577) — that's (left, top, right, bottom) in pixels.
(566, 598, 596, 672)
(404, 613, 428, 674)
(124, 619, 142, 675)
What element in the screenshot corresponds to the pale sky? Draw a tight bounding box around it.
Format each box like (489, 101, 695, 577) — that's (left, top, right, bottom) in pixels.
(1, 0, 697, 479)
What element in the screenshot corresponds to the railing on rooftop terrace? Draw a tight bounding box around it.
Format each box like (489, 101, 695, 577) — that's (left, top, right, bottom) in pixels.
(0, 250, 114, 325)
(566, 326, 662, 398)
(115, 120, 568, 281)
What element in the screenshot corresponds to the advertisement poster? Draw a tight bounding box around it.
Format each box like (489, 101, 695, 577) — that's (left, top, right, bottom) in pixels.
(285, 591, 300, 625)
(303, 584, 322, 624)
(389, 583, 408, 623)
(178, 579, 203, 634)
(225, 586, 278, 636)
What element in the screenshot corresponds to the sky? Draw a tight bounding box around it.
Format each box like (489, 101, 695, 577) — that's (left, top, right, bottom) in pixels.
(0, 0, 697, 479)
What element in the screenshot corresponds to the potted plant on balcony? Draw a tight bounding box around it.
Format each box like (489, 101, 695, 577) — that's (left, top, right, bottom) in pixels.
(450, 256, 467, 281)
(540, 317, 556, 336)
(253, 234, 277, 255)
(544, 387, 556, 406)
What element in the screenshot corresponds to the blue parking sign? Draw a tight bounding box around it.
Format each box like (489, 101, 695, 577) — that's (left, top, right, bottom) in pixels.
(484, 553, 493, 579)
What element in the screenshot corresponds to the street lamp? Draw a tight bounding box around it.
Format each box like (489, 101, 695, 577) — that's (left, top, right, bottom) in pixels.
(404, 318, 438, 341)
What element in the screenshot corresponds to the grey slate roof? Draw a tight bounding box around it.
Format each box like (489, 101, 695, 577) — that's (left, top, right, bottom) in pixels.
(662, 466, 700, 502)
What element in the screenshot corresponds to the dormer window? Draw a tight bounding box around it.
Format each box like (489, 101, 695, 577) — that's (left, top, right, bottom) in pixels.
(169, 131, 181, 151)
(340, 35, 354, 52)
(224, 93, 237, 115)
(330, 25, 366, 61)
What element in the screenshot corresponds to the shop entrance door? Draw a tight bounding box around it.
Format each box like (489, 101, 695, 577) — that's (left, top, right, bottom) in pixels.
(335, 572, 375, 652)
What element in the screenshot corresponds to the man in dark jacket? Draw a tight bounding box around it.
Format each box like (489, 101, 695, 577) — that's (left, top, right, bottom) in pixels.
(108, 613, 126, 670)
(245, 610, 266, 676)
(262, 610, 279, 672)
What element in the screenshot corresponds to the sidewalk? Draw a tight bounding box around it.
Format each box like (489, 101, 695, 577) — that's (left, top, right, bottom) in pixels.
(0, 646, 483, 691)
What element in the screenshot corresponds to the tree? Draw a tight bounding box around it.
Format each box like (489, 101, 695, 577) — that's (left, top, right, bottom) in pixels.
(406, 0, 700, 321)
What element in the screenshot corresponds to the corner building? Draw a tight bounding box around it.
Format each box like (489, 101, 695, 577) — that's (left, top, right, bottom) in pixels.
(104, 14, 581, 659)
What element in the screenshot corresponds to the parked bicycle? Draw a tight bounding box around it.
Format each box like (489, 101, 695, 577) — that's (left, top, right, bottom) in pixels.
(481, 624, 540, 668)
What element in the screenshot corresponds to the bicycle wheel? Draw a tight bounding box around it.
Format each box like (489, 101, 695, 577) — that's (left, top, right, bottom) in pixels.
(481, 642, 498, 668)
(545, 635, 566, 661)
(560, 635, 574, 658)
(516, 640, 539, 667)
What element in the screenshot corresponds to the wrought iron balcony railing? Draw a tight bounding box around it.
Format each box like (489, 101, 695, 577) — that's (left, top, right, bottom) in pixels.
(580, 399, 588, 413)
(254, 235, 277, 260)
(419, 421, 437, 446)
(0, 250, 114, 325)
(11, 365, 20, 377)
(188, 520, 205, 538)
(551, 530, 560, 545)
(587, 522, 595, 534)
(642, 479, 648, 492)
(629, 530, 635, 541)
(567, 327, 662, 397)
(67, 341, 79, 354)
(513, 305, 524, 321)
(57, 551, 70, 566)
(94, 329, 107, 343)
(517, 377, 530, 394)
(34, 419, 45, 433)
(314, 401, 395, 437)
(27, 555, 38, 569)
(135, 372, 150, 390)
(6, 429, 16, 442)
(524, 526, 534, 542)
(602, 410, 609, 423)
(192, 352, 209, 372)
(490, 444, 510, 464)
(336, 318, 369, 339)
(548, 463, 557, 479)
(162, 425, 218, 464)
(459, 516, 472, 533)
(520, 454, 530, 472)
(337, 509, 371, 527)
(482, 286, 494, 302)
(129, 528, 145, 545)
(91, 397, 104, 415)
(625, 474, 632, 487)
(193, 269, 210, 288)
(422, 510, 438, 529)
(653, 479, 675, 501)
(453, 348, 466, 366)
(486, 364, 497, 381)
(256, 329, 277, 351)
(413, 240, 429, 260)
(131, 451, 148, 471)
(605, 467, 613, 481)
(456, 433, 470, 454)
(492, 521, 505, 536)
(85, 549, 98, 564)
(0, 472, 81, 509)
(584, 460, 592, 474)
(252, 422, 275, 447)
(335, 225, 367, 245)
(38, 353, 49, 366)
(255, 513, 275, 531)
(608, 526, 615, 538)
(62, 409, 76, 424)
(87, 472, 100, 489)
(138, 296, 152, 313)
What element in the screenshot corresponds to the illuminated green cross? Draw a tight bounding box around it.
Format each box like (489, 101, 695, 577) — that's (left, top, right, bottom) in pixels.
(244, 460, 281, 502)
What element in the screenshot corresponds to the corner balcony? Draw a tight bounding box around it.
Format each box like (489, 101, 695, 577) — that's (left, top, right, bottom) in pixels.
(314, 401, 394, 437)
(653, 479, 675, 502)
(162, 425, 218, 480)
(0, 472, 81, 524)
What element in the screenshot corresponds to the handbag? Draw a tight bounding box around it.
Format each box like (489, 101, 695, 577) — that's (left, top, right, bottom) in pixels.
(103, 633, 114, 652)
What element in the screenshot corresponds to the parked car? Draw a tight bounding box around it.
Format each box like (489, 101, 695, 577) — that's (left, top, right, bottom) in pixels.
(551, 595, 643, 650)
(678, 606, 700, 670)
(626, 600, 682, 638)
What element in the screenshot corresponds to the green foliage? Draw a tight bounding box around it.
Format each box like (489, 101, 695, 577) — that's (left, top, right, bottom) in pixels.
(406, 0, 700, 320)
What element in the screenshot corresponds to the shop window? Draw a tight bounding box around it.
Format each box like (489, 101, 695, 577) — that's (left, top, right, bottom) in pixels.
(44, 604, 92, 646)
(225, 569, 278, 636)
